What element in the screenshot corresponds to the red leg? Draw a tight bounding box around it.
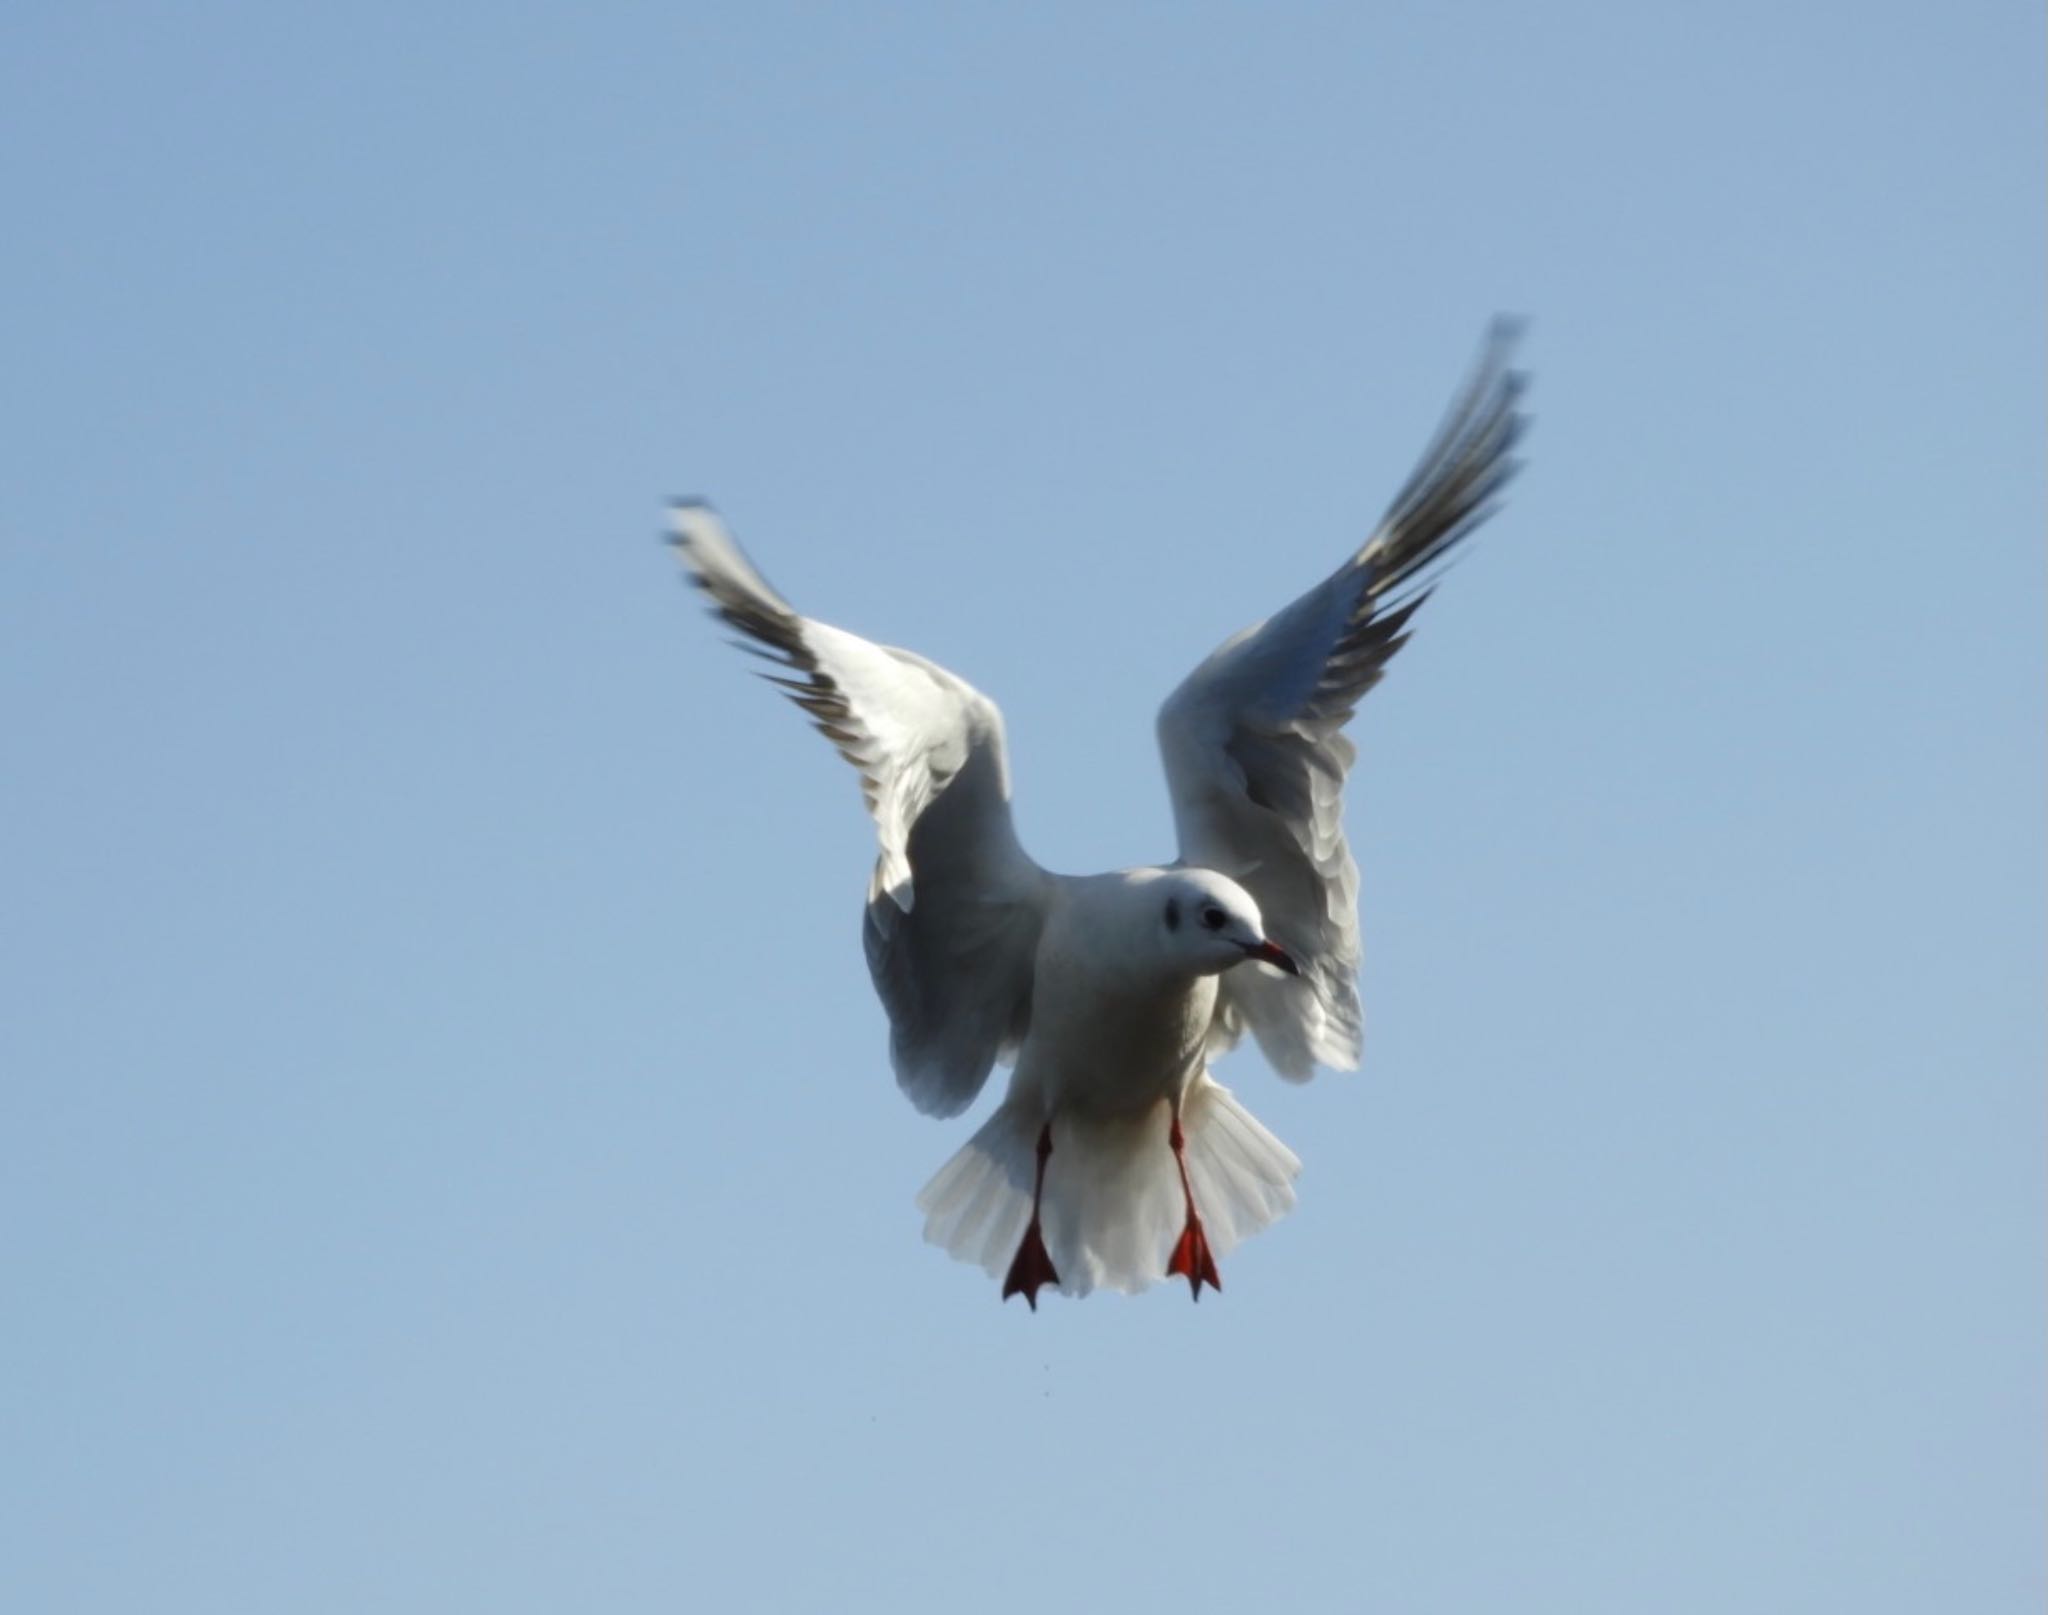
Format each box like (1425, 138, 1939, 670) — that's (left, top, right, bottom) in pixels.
(1002, 1121, 1060, 1310)
(1165, 1108, 1222, 1300)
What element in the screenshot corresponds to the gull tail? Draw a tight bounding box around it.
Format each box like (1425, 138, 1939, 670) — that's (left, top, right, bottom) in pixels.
(915, 1075, 1301, 1299)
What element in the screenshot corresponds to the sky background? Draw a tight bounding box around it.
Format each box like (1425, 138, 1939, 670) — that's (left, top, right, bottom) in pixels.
(2, 4, 2041, 1611)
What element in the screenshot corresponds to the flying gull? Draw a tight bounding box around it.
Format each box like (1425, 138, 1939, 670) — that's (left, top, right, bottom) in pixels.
(670, 323, 1526, 1306)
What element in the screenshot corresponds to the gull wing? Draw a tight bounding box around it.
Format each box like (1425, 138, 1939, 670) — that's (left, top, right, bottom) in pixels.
(1155, 323, 1528, 1078)
(672, 503, 1047, 1118)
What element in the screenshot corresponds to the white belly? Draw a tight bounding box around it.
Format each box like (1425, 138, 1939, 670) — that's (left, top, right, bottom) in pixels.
(1016, 972, 1217, 1120)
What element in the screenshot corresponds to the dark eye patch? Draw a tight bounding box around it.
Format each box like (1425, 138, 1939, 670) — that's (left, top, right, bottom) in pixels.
(1164, 898, 1181, 931)
(1201, 905, 1227, 930)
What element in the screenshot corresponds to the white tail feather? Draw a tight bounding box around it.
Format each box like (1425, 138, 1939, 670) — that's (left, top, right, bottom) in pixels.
(916, 1102, 1036, 1279)
(915, 1074, 1301, 1297)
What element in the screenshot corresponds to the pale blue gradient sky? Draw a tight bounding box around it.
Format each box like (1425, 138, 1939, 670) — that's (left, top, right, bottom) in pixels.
(3, 5, 2041, 1612)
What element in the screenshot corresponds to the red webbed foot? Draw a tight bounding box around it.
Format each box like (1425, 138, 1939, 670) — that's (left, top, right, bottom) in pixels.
(1002, 1221, 1060, 1310)
(1167, 1213, 1222, 1301)
(1165, 1110, 1222, 1300)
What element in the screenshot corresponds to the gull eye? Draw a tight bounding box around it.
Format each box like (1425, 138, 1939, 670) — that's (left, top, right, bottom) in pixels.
(1164, 899, 1181, 931)
(1201, 905, 1227, 931)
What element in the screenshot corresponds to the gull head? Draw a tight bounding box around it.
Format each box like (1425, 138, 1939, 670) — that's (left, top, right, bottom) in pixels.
(1146, 868, 1300, 981)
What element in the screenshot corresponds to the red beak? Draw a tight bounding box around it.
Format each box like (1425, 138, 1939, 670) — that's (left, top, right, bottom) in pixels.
(1244, 939, 1300, 976)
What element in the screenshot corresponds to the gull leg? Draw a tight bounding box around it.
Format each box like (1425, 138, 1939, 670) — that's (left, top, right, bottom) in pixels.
(1165, 1105, 1222, 1300)
(1002, 1120, 1059, 1310)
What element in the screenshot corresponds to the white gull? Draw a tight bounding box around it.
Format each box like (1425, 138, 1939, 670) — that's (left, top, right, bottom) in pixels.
(670, 323, 1527, 1305)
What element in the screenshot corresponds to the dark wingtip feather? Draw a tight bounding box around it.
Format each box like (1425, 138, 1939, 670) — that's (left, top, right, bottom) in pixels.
(1362, 319, 1531, 604)
(1301, 324, 1529, 716)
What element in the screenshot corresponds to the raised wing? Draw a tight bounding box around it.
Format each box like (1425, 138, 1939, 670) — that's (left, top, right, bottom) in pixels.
(671, 503, 1047, 1118)
(1155, 323, 1527, 1079)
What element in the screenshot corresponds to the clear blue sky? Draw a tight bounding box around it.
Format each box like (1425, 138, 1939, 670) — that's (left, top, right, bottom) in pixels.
(3, 4, 2040, 1611)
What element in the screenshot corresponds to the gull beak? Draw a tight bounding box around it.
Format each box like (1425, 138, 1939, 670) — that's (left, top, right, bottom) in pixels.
(1243, 939, 1300, 976)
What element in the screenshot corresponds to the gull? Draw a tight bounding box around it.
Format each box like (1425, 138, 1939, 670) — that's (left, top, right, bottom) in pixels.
(669, 324, 1526, 1306)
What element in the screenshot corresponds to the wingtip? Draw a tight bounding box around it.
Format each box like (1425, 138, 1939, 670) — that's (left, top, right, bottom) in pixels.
(1487, 311, 1531, 346)
(1480, 316, 1533, 398)
(668, 500, 738, 567)
(665, 497, 717, 542)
